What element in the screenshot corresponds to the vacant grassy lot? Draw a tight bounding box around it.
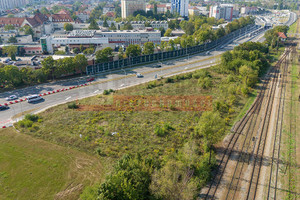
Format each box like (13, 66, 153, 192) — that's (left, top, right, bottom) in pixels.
(0, 128, 106, 200)
(16, 67, 252, 160)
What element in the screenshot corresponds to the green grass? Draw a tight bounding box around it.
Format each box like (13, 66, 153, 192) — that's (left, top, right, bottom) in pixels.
(15, 67, 249, 160)
(0, 128, 106, 200)
(288, 21, 297, 34)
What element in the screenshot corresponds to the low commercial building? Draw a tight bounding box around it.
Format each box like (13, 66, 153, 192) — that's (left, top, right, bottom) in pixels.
(41, 29, 161, 53)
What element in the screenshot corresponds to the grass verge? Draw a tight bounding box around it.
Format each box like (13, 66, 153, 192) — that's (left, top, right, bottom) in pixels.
(0, 128, 105, 200)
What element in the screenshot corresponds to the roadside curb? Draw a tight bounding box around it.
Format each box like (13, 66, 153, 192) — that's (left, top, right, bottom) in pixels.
(0, 83, 90, 109)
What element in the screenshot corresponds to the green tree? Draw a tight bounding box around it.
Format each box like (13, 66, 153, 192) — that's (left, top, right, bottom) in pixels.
(88, 19, 100, 30)
(4, 24, 15, 31)
(110, 22, 117, 30)
(7, 36, 18, 43)
(122, 22, 133, 30)
(40, 7, 50, 15)
(159, 27, 165, 37)
(125, 44, 142, 57)
(118, 47, 124, 59)
(73, 48, 80, 54)
(150, 159, 198, 200)
(24, 26, 34, 38)
(164, 28, 172, 37)
(81, 155, 154, 200)
(3, 45, 17, 60)
(7, 14, 14, 18)
(143, 42, 154, 55)
(95, 47, 113, 63)
(41, 56, 55, 79)
(3, 65, 22, 86)
(103, 19, 109, 27)
(195, 111, 225, 164)
(74, 54, 88, 74)
(64, 23, 73, 31)
(83, 48, 95, 55)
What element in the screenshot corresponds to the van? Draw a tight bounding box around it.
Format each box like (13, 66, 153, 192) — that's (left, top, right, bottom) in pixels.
(27, 95, 43, 103)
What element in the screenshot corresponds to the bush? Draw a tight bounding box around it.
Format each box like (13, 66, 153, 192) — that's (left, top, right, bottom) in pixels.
(68, 102, 79, 109)
(192, 70, 211, 79)
(154, 123, 174, 137)
(198, 77, 212, 89)
(165, 77, 174, 83)
(18, 119, 33, 128)
(24, 114, 39, 122)
(103, 90, 110, 95)
(103, 89, 115, 95)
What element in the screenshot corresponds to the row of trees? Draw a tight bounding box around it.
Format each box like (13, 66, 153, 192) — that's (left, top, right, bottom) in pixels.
(264, 25, 289, 48)
(0, 54, 88, 88)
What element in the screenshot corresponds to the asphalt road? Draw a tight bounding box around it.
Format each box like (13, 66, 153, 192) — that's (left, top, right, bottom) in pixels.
(0, 23, 289, 127)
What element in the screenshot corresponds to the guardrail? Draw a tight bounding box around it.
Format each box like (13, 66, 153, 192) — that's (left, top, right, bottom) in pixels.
(86, 24, 262, 75)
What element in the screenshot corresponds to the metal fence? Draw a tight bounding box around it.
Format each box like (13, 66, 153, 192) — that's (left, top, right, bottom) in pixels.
(86, 24, 261, 75)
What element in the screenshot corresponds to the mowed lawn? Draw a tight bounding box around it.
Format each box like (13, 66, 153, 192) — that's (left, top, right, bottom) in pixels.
(0, 128, 106, 200)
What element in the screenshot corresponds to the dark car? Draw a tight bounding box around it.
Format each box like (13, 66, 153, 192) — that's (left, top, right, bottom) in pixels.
(0, 105, 8, 110)
(87, 77, 95, 82)
(154, 65, 161, 68)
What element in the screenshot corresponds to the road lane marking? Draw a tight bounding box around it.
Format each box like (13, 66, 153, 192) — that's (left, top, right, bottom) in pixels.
(65, 96, 71, 100)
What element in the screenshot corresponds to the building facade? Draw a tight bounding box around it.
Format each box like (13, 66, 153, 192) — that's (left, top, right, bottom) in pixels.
(171, 0, 189, 17)
(0, 0, 28, 11)
(41, 29, 161, 53)
(121, 0, 145, 19)
(209, 4, 233, 21)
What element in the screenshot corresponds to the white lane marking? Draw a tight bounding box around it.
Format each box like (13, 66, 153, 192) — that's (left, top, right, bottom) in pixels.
(93, 90, 99, 93)
(65, 96, 71, 100)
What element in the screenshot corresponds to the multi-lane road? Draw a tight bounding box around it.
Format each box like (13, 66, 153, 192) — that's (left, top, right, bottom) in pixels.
(0, 13, 296, 127)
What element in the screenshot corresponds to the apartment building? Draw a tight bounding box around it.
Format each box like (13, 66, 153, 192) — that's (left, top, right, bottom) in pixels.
(0, 0, 28, 11)
(171, 0, 189, 17)
(209, 4, 233, 21)
(121, 0, 145, 19)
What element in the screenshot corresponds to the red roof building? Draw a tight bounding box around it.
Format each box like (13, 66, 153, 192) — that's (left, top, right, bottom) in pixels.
(49, 14, 73, 23)
(277, 32, 287, 39)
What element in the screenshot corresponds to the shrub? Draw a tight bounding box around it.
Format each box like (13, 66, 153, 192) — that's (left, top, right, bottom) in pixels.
(24, 114, 39, 122)
(165, 77, 174, 83)
(154, 123, 174, 137)
(68, 102, 78, 109)
(192, 70, 211, 79)
(18, 119, 33, 128)
(198, 77, 212, 89)
(103, 90, 110, 95)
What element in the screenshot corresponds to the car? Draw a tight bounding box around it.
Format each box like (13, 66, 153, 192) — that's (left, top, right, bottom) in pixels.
(5, 95, 18, 101)
(154, 65, 161, 68)
(87, 77, 95, 82)
(220, 45, 224, 49)
(17, 58, 22, 61)
(205, 51, 210, 55)
(136, 73, 144, 78)
(27, 94, 43, 103)
(0, 105, 8, 111)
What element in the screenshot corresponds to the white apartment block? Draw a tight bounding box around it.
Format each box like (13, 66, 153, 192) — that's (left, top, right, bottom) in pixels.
(171, 0, 189, 17)
(209, 4, 233, 21)
(0, 0, 28, 10)
(41, 29, 161, 53)
(121, 0, 145, 19)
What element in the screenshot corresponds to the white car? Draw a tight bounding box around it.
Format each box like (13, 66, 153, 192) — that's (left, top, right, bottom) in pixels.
(205, 51, 210, 55)
(136, 73, 144, 78)
(27, 94, 43, 103)
(6, 95, 18, 101)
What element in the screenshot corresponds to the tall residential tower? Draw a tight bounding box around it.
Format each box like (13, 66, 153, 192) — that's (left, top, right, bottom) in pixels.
(171, 0, 189, 17)
(121, 0, 145, 19)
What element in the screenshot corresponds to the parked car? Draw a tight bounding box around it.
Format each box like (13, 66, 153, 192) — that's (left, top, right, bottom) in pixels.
(0, 105, 8, 111)
(17, 58, 22, 61)
(27, 95, 43, 103)
(5, 95, 18, 101)
(87, 77, 95, 82)
(154, 65, 161, 68)
(205, 51, 210, 55)
(136, 73, 144, 78)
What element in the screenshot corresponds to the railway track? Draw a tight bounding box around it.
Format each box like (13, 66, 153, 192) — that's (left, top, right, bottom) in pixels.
(266, 44, 290, 200)
(201, 47, 291, 200)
